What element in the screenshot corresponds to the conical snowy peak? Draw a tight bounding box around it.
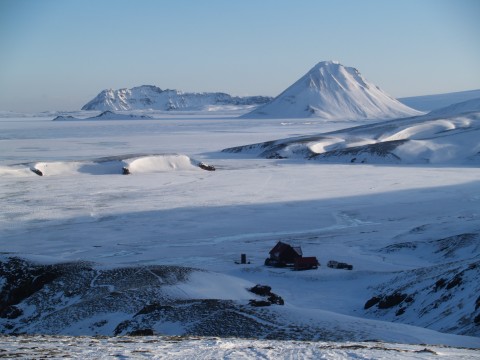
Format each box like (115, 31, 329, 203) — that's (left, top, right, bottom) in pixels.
(243, 61, 423, 120)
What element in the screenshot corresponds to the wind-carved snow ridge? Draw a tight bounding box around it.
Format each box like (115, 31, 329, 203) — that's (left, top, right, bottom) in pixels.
(242, 61, 423, 120)
(1, 154, 214, 177)
(81, 85, 272, 111)
(225, 102, 480, 165)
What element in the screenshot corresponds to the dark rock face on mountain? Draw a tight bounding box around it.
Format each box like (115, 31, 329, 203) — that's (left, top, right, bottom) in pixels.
(82, 85, 272, 111)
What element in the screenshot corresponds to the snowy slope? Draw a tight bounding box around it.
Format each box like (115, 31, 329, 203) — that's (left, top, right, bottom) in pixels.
(399, 89, 480, 112)
(243, 61, 423, 120)
(1, 255, 478, 347)
(82, 85, 272, 111)
(226, 107, 480, 165)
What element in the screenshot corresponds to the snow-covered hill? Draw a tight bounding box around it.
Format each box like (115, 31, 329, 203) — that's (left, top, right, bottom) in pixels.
(399, 89, 480, 112)
(81, 85, 272, 111)
(243, 61, 423, 120)
(427, 97, 480, 118)
(225, 100, 480, 165)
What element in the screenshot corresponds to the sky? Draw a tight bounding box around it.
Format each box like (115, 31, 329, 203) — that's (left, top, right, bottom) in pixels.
(0, 0, 479, 112)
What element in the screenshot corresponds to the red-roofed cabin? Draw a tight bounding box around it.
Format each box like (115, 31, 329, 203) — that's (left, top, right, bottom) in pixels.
(265, 241, 303, 267)
(294, 257, 319, 270)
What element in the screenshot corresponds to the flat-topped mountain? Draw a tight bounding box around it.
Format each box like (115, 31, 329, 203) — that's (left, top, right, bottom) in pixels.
(82, 85, 272, 111)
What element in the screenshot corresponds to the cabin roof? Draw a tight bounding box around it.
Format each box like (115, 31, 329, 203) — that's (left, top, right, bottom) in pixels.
(269, 241, 302, 257)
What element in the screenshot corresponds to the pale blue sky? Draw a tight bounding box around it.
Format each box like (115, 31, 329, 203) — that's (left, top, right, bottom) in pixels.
(0, 0, 479, 111)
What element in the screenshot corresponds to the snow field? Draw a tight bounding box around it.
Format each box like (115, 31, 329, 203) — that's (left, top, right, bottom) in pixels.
(1, 113, 480, 347)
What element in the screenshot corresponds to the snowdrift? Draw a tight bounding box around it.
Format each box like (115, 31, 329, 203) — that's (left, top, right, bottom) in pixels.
(225, 106, 480, 165)
(243, 61, 422, 120)
(0, 154, 213, 177)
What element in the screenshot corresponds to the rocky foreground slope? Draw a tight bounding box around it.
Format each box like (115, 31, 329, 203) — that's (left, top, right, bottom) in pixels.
(0, 255, 478, 346)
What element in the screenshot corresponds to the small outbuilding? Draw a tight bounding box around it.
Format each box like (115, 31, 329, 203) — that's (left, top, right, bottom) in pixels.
(294, 257, 319, 271)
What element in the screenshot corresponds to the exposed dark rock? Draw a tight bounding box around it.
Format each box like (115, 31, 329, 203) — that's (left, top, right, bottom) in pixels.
(268, 294, 285, 305)
(249, 285, 272, 297)
(198, 162, 215, 171)
(446, 275, 462, 290)
(30, 168, 43, 176)
(135, 303, 174, 316)
(434, 278, 446, 291)
(0, 257, 65, 314)
(127, 329, 154, 336)
(114, 320, 133, 336)
(364, 297, 380, 310)
(0, 305, 23, 319)
(249, 300, 271, 307)
(248, 285, 284, 307)
(395, 307, 405, 316)
(415, 348, 437, 355)
(378, 293, 407, 309)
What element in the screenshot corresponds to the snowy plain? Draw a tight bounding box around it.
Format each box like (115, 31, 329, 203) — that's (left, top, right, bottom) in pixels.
(1, 108, 480, 357)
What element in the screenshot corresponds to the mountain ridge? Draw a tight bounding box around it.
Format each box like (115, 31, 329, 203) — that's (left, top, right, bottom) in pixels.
(82, 85, 272, 111)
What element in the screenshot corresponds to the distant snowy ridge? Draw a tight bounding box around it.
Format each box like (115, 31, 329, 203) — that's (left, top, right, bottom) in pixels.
(82, 85, 272, 111)
(53, 110, 153, 121)
(399, 89, 480, 112)
(225, 101, 480, 165)
(243, 61, 423, 120)
(427, 97, 480, 118)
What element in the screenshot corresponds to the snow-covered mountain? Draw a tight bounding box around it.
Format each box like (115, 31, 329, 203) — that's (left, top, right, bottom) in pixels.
(81, 85, 272, 111)
(243, 61, 423, 120)
(225, 99, 480, 165)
